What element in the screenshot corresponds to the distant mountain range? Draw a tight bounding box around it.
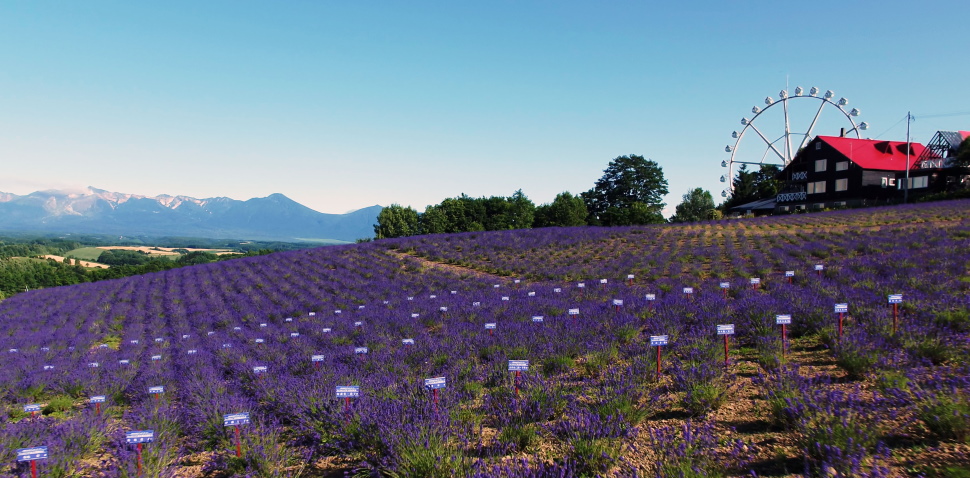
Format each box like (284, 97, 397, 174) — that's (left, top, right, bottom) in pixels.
(0, 187, 381, 242)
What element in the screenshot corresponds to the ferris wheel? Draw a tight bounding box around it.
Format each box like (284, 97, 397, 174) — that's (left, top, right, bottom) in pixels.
(720, 86, 869, 197)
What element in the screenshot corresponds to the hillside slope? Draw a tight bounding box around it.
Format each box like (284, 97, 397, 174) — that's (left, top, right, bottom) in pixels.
(0, 200, 968, 476)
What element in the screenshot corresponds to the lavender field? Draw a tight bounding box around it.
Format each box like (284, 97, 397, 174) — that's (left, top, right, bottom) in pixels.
(2, 201, 969, 477)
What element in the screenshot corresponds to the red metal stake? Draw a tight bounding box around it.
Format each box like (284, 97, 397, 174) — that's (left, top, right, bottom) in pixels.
(96, 403, 101, 416)
(656, 346, 662, 379)
(30, 411, 36, 418)
(234, 425, 242, 457)
(137, 443, 143, 476)
(514, 371, 520, 397)
(489, 329, 493, 336)
(788, 276, 793, 285)
(892, 303, 899, 334)
(723, 335, 730, 367)
(433, 388, 439, 413)
(782, 323, 787, 358)
(723, 288, 728, 298)
(838, 312, 844, 339)
(30, 460, 37, 478)
(344, 397, 350, 414)
(628, 278, 633, 286)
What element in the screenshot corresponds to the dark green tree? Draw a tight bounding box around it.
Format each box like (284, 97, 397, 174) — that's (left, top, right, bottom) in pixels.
(420, 204, 449, 235)
(506, 189, 535, 229)
(956, 136, 970, 168)
(374, 204, 420, 239)
(582, 154, 668, 226)
(97, 249, 151, 266)
(671, 188, 716, 223)
(176, 251, 218, 265)
(719, 164, 782, 211)
(534, 192, 588, 227)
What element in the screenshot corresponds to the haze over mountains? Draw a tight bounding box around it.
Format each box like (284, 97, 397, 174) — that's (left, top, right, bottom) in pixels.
(0, 187, 381, 242)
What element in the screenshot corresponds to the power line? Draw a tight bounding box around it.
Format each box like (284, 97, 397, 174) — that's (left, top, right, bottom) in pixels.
(873, 115, 908, 139)
(913, 111, 970, 119)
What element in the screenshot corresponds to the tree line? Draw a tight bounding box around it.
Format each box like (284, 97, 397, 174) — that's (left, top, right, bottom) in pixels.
(374, 154, 786, 239)
(0, 248, 277, 300)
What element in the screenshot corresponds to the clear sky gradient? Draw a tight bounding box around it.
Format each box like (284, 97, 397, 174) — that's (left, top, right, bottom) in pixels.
(1, 1, 967, 215)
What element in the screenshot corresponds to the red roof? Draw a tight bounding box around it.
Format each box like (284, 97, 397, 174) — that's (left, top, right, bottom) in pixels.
(961, 131, 970, 141)
(817, 136, 926, 171)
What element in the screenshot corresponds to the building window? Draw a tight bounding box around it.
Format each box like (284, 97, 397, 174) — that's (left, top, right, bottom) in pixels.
(815, 142, 822, 151)
(815, 159, 827, 172)
(881, 177, 896, 188)
(902, 176, 928, 189)
(807, 181, 826, 194)
(835, 161, 849, 171)
(835, 178, 848, 191)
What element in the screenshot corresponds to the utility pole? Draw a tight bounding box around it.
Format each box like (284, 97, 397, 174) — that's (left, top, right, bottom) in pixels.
(904, 112, 912, 204)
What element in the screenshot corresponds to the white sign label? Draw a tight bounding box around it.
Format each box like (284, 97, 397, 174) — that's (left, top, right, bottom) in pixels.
(650, 335, 669, 346)
(716, 324, 735, 335)
(776, 314, 791, 325)
(508, 360, 529, 371)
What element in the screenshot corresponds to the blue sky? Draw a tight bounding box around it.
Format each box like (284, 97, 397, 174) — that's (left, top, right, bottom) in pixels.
(1, 1, 967, 215)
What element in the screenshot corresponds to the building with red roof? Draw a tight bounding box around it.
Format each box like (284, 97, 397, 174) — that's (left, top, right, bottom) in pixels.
(774, 135, 937, 212)
(729, 130, 968, 215)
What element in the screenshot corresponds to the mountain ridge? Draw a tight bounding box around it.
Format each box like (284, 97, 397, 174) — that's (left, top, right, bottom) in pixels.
(0, 187, 381, 242)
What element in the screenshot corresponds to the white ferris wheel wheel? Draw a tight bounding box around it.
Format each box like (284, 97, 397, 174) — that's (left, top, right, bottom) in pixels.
(720, 86, 869, 197)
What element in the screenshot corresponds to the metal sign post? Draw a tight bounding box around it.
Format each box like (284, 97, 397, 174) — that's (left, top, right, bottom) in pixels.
(776, 315, 792, 357)
(16, 447, 48, 478)
(834, 304, 848, 339)
(126, 430, 154, 476)
(888, 294, 903, 334)
(507, 360, 529, 397)
(650, 335, 668, 378)
(223, 413, 250, 457)
(717, 325, 735, 366)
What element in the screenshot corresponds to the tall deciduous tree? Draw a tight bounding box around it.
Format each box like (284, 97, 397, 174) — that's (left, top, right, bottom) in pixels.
(670, 188, 716, 223)
(582, 154, 668, 226)
(374, 204, 420, 239)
